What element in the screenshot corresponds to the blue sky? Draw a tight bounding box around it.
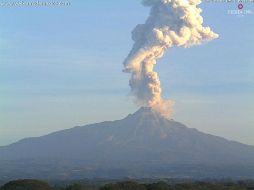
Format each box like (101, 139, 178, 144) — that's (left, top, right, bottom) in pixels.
(0, 0, 254, 146)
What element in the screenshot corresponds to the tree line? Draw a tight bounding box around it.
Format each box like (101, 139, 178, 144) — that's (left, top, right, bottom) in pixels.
(1, 179, 254, 190)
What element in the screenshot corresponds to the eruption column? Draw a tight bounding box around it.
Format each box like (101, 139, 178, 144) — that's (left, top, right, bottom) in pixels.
(123, 0, 218, 118)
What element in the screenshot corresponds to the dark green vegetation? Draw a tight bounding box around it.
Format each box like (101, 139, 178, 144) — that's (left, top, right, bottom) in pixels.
(0, 179, 52, 190)
(1, 179, 254, 190)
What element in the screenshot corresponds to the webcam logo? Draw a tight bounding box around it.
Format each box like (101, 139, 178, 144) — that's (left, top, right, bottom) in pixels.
(238, 2, 244, 9)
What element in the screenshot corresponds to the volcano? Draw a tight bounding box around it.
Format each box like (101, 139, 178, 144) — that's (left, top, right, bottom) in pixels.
(1, 107, 254, 180)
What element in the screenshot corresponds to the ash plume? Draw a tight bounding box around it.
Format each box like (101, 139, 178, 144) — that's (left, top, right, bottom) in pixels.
(123, 0, 218, 118)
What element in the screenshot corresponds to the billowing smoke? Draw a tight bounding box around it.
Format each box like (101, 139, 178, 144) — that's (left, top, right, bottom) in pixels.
(123, 0, 218, 118)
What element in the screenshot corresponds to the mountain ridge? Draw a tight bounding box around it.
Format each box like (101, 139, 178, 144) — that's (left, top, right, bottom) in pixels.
(1, 107, 254, 179)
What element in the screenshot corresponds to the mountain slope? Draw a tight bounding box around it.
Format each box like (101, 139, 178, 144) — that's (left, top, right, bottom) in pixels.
(1, 107, 254, 179)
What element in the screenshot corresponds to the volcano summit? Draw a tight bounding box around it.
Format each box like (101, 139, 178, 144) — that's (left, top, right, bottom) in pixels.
(1, 107, 254, 180)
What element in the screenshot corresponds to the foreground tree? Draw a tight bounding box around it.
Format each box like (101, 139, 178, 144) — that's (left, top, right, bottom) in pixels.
(100, 181, 146, 190)
(146, 181, 173, 190)
(0, 179, 52, 190)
